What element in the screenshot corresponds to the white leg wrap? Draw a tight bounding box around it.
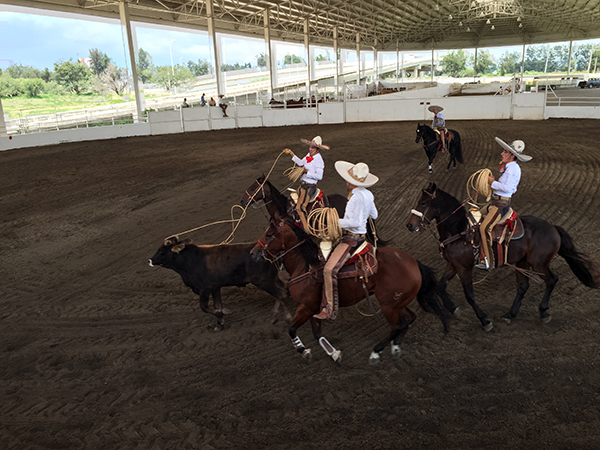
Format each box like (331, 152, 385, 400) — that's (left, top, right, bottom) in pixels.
(369, 351, 381, 364)
(291, 336, 304, 350)
(390, 344, 401, 358)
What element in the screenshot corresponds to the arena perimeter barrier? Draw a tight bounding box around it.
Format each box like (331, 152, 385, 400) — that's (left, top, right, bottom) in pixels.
(2, 91, 597, 152)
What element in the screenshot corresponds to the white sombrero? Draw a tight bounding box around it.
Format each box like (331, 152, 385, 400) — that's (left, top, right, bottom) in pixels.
(428, 105, 444, 112)
(300, 135, 330, 151)
(495, 137, 532, 162)
(335, 161, 379, 188)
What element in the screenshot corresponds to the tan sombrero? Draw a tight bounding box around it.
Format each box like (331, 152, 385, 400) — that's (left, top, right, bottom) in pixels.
(428, 105, 443, 112)
(335, 161, 379, 188)
(301, 135, 330, 151)
(495, 137, 532, 162)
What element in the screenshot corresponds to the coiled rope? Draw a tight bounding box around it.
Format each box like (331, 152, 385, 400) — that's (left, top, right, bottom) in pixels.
(306, 207, 342, 241)
(466, 168, 493, 207)
(283, 164, 305, 183)
(164, 151, 287, 245)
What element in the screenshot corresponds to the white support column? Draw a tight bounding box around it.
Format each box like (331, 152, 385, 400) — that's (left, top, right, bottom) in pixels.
(396, 41, 399, 83)
(401, 52, 405, 81)
(333, 27, 339, 96)
(431, 48, 435, 80)
(567, 40, 573, 75)
(373, 37, 378, 82)
(207, 0, 223, 95)
(474, 47, 478, 80)
(0, 99, 7, 137)
(304, 18, 311, 99)
(119, 1, 143, 121)
(263, 10, 274, 99)
(356, 33, 361, 86)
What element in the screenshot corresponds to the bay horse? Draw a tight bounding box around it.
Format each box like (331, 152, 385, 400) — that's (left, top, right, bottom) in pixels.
(415, 123, 464, 174)
(251, 217, 447, 363)
(406, 183, 600, 331)
(241, 175, 379, 244)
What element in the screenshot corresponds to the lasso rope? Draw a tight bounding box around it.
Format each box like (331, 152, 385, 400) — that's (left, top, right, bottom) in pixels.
(284, 164, 304, 183)
(466, 168, 493, 207)
(306, 207, 342, 241)
(165, 151, 287, 245)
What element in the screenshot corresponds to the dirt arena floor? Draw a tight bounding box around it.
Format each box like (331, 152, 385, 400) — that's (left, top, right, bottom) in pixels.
(2, 119, 600, 449)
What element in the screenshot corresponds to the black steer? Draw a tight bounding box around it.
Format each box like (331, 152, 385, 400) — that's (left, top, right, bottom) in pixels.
(149, 237, 291, 330)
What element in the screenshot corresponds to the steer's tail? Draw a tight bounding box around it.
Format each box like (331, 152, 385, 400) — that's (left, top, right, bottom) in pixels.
(556, 226, 600, 288)
(416, 261, 448, 332)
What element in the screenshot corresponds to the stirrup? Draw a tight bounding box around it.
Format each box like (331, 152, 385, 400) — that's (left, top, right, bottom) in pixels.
(475, 257, 490, 270)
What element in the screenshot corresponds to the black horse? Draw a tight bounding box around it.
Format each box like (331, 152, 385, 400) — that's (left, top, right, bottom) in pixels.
(406, 183, 600, 331)
(415, 123, 464, 174)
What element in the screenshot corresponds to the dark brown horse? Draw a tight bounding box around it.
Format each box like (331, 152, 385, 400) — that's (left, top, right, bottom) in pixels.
(250, 217, 447, 363)
(415, 123, 463, 174)
(406, 183, 600, 331)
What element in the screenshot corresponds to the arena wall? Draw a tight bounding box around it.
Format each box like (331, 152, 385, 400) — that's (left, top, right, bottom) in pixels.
(2, 91, 597, 151)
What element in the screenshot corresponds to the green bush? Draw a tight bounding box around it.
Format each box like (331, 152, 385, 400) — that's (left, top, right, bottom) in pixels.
(0, 77, 23, 98)
(44, 81, 67, 95)
(22, 78, 46, 97)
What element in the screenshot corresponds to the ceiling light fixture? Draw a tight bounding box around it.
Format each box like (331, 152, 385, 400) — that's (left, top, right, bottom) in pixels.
(435, 4, 440, 11)
(467, 27, 470, 31)
(517, 16, 521, 21)
(491, 25, 495, 30)
(486, 19, 491, 24)
(459, 21, 463, 26)
(449, 14, 453, 20)
(519, 23, 523, 28)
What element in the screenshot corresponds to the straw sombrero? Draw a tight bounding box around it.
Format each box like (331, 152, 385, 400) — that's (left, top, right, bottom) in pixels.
(300, 135, 330, 151)
(428, 105, 443, 112)
(495, 137, 532, 162)
(335, 161, 379, 188)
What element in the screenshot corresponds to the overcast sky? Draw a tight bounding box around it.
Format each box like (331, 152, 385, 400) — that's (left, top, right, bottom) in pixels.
(2, 5, 598, 72)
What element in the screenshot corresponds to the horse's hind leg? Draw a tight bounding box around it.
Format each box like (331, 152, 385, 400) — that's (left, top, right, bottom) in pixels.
(369, 307, 415, 364)
(537, 267, 558, 323)
(288, 304, 315, 360)
(502, 261, 530, 323)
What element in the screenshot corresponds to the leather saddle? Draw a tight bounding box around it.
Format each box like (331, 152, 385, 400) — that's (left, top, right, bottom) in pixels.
(337, 241, 378, 281)
(469, 205, 525, 243)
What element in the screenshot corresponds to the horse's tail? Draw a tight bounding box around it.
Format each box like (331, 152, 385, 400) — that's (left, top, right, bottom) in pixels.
(416, 261, 448, 332)
(556, 226, 600, 288)
(452, 130, 464, 164)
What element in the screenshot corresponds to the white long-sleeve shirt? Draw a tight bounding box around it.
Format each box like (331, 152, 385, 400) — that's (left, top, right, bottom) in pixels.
(432, 112, 446, 129)
(292, 152, 324, 184)
(338, 187, 378, 234)
(491, 160, 521, 198)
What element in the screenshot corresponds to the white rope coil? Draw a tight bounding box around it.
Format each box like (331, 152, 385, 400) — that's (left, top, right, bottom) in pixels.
(306, 207, 342, 241)
(284, 164, 304, 183)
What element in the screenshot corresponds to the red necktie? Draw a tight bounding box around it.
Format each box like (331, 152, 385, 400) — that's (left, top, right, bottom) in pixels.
(306, 156, 314, 163)
(499, 163, 506, 173)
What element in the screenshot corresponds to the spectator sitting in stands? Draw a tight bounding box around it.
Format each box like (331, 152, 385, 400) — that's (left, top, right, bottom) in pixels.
(217, 95, 228, 117)
(209, 97, 216, 107)
(181, 98, 190, 108)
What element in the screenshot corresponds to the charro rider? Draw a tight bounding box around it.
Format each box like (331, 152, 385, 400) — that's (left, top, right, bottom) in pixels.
(476, 137, 532, 270)
(429, 105, 447, 152)
(282, 136, 329, 229)
(315, 161, 379, 320)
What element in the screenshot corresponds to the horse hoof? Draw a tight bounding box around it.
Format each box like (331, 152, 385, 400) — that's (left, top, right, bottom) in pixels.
(391, 344, 401, 359)
(210, 323, 224, 332)
(222, 308, 232, 315)
(369, 351, 381, 365)
(483, 321, 494, 332)
(541, 315, 552, 324)
(502, 316, 512, 324)
(452, 307, 461, 318)
(428, 168, 433, 174)
(301, 348, 312, 361)
(332, 350, 342, 363)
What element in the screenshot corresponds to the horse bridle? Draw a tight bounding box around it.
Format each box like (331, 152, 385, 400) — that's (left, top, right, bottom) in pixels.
(256, 219, 306, 263)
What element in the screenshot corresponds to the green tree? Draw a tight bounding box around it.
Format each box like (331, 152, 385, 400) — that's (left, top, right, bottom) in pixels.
(22, 78, 46, 97)
(53, 59, 92, 94)
(5, 64, 44, 79)
(473, 50, 496, 75)
(283, 54, 304, 65)
(0, 77, 23, 98)
(136, 48, 154, 83)
(187, 58, 211, 76)
(315, 50, 332, 62)
(442, 50, 468, 77)
(151, 65, 195, 91)
(256, 53, 268, 68)
(89, 49, 112, 76)
(99, 63, 129, 95)
(220, 62, 251, 72)
(41, 67, 52, 82)
(497, 51, 520, 75)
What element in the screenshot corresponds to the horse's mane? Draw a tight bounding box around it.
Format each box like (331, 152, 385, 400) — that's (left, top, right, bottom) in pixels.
(261, 178, 288, 214)
(433, 188, 469, 233)
(286, 219, 321, 266)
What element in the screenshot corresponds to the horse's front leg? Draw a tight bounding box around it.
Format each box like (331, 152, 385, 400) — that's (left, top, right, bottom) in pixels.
(288, 304, 317, 360)
(370, 307, 416, 365)
(427, 148, 436, 174)
(438, 262, 459, 315)
(456, 265, 493, 331)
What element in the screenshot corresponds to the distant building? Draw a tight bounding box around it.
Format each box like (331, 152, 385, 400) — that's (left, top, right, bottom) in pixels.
(78, 58, 92, 68)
